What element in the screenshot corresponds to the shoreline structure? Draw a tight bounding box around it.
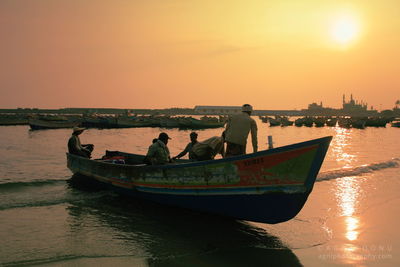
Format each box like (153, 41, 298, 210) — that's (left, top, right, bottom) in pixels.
(1, 95, 399, 117)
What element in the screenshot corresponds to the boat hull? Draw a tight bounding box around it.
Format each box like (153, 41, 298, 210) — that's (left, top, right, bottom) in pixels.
(115, 183, 309, 224)
(29, 119, 80, 130)
(67, 136, 332, 223)
(391, 121, 400, 127)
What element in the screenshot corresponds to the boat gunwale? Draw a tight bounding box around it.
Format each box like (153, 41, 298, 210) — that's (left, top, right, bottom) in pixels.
(73, 167, 309, 195)
(67, 136, 333, 171)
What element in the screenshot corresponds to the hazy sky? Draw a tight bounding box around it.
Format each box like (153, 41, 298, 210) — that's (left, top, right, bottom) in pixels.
(0, 0, 399, 110)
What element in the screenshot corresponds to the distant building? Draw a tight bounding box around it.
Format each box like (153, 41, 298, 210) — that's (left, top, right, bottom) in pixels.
(194, 106, 242, 115)
(305, 101, 336, 116)
(308, 101, 324, 110)
(342, 94, 368, 113)
(194, 105, 302, 116)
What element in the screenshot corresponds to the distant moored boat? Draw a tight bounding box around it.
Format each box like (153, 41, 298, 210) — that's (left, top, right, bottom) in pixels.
(391, 121, 400, 127)
(29, 118, 80, 130)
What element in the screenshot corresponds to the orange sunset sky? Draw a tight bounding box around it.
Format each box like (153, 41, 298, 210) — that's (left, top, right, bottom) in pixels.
(0, 0, 399, 110)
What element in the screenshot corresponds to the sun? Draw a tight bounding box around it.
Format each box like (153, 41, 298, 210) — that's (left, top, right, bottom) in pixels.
(330, 16, 360, 45)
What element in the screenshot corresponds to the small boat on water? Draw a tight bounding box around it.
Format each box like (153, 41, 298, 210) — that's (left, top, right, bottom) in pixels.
(365, 117, 387, 127)
(294, 118, 304, 127)
(279, 117, 294, 127)
(116, 116, 158, 128)
(29, 118, 80, 130)
(313, 117, 326, 127)
(294, 117, 314, 127)
(350, 118, 366, 129)
(178, 117, 225, 129)
(67, 136, 332, 224)
(160, 117, 181, 128)
(79, 115, 224, 129)
(0, 115, 29, 126)
(391, 121, 400, 127)
(258, 116, 269, 123)
(303, 117, 314, 127)
(268, 117, 281, 127)
(325, 117, 337, 127)
(338, 117, 352, 128)
(81, 116, 119, 128)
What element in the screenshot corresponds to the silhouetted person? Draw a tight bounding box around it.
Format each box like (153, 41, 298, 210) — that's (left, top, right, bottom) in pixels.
(225, 104, 258, 157)
(191, 132, 225, 161)
(173, 132, 198, 160)
(68, 127, 94, 158)
(146, 132, 172, 165)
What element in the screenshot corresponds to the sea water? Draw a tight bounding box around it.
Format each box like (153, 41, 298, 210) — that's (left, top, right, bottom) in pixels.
(0, 122, 399, 266)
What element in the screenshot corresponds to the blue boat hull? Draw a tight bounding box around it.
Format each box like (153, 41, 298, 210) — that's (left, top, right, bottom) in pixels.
(73, 173, 309, 224)
(127, 188, 308, 224)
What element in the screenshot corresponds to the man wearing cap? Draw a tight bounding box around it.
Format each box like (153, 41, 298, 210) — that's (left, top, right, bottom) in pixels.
(68, 127, 94, 158)
(146, 132, 172, 165)
(224, 104, 258, 157)
(173, 132, 198, 160)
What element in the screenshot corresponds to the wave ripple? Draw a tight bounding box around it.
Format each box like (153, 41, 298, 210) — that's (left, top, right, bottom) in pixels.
(318, 158, 400, 181)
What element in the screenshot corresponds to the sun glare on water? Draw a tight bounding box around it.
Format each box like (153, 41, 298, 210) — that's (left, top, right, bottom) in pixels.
(330, 15, 360, 46)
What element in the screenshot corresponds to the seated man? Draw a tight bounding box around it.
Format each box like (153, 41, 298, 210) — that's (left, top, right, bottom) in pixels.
(145, 132, 172, 165)
(68, 127, 94, 158)
(172, 132, 198, 160)
(191, 132, 225, 161)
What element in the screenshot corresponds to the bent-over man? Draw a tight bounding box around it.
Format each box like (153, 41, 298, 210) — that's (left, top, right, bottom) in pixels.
(191, 132, 225, 161)
(173, 132, 198, 160)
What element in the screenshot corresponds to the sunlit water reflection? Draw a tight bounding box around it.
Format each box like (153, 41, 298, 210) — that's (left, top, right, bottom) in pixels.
(0, 123, 399, 266)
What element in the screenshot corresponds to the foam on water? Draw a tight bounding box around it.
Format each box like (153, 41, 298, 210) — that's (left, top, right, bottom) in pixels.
(0, 179, 65, 190)
(0, 180, 112, 211)
(317, 158, 400, 182)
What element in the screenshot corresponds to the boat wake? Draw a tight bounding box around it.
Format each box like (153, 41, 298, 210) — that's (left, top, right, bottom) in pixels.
(0, 190, 112, 211)
(317, 158, 400, 182)
(0, 178, 113, 211)
(0, 179, 65, 191)
(250, 216, 332, 250)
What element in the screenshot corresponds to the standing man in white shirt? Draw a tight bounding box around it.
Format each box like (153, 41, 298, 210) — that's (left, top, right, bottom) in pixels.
(224, 104, 258, 157)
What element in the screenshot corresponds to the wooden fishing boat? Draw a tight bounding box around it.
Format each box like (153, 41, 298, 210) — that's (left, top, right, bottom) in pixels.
(365, 117, 387, 127)
(0, 115, 29, 125)
(29, 118, 80, 130)
(178, 117, 225, 129)
(350, 118, 366, 129)
(338, 117, 351, 128)
(268, 118, 281, 127)
(303, 117, 314, 127)
(258, 116, 269, 123)
(81, 116, 119, 128)
(313, 117, 326, 127)
(117, 116, 158, 128)
(279, 117, 294, 127)
(294, 118, 304, 127)
(67, 136, 332, 224)
(325, 117, 337, 127)
(294, 117, 313, 127)
(391, 121, 400, 127)
(159, 117, 180, 128)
